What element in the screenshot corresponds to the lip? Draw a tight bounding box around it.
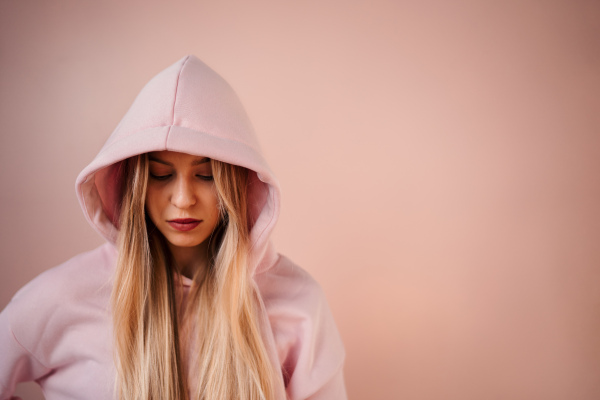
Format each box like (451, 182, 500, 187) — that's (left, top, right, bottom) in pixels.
(167, 218, 202, 232)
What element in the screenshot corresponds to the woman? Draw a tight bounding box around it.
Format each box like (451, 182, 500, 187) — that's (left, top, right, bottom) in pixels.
(0, 55, 347, 400)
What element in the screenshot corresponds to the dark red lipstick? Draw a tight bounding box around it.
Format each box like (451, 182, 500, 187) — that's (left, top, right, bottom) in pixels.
(167, 218, 201, 231)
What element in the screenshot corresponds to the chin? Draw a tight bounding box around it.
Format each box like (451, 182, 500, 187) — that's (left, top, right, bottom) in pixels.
(167, 235, 206, 248)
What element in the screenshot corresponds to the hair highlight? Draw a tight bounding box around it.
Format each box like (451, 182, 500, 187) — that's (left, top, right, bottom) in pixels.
(111, 154, 276, 400)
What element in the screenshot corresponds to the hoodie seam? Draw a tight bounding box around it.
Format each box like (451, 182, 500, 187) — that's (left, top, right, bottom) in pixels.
(164, 55, 190, 148)
(98, 124, 253, 154)
(10, 325, 51, 372)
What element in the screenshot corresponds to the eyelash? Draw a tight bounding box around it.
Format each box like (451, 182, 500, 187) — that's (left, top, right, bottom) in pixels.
(149, 174, 213, 182)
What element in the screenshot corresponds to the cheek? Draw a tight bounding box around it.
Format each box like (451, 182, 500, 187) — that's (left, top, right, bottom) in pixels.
(202, 187, 221, 221)
(144, 187, 163, 223)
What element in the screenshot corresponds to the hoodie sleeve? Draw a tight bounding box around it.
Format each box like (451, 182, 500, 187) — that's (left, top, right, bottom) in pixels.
(256, 255, 348, 400)
(0, 300, 51, 400)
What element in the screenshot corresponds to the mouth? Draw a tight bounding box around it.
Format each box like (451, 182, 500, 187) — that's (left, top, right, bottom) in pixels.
(167, 218, 202, 232)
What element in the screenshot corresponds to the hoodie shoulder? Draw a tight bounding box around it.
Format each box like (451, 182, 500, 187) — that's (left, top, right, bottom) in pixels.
(5, 242, 116, 367)
(11, 242, 115, 306)
(255, 255, 347, 400)
(255, 254, 324, 305)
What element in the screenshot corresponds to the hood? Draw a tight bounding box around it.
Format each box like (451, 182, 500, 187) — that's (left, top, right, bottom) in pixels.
(76, 55, 280, 275)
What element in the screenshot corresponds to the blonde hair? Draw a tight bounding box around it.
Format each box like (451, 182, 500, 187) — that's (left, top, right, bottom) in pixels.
(111, 153, 276, 400)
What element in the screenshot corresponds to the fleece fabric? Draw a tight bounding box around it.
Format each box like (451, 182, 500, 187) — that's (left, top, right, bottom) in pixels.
(0, 55, 347, 400)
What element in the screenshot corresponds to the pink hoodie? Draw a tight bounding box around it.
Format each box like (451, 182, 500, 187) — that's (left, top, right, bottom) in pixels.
(0, 55, 347, 400)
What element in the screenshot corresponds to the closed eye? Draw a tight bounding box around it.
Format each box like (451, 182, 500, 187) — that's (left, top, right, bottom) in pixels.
(149, 173, 172, 181)
(197, 175, 214, 181)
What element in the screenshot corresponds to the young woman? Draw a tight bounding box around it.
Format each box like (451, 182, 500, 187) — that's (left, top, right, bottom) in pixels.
(0, 55, 347, 400)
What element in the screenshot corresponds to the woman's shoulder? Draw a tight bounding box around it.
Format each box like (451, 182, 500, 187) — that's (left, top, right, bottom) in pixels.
(255, 254, 323, 296)
(0, 243, 117, 391)
(254, 253, 331, 317)
(10, 242, 117, 307)
(254, 254, 347, 399)
(4, 243, 116, 351)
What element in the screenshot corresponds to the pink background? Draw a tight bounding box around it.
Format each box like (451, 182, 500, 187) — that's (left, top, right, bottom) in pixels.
(1, 1, 599, 399)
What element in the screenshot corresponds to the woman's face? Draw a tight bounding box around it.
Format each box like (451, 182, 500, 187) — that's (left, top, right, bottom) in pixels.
(145, 150, 220, 251)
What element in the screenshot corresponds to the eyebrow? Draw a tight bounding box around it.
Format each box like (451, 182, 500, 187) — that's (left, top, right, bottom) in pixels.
(149, 156, 211, 166)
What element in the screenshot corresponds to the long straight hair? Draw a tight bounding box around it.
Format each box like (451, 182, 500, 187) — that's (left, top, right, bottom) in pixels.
(111, 153, 276, 400)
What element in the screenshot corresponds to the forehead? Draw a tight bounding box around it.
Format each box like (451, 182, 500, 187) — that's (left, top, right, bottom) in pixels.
(148, 150, 210, 165)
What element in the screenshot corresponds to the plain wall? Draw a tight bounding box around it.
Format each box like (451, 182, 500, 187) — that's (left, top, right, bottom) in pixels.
(1, 1, 599, 399)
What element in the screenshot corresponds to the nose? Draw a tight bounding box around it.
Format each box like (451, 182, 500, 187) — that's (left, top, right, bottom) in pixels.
(170, 177, 196, 209)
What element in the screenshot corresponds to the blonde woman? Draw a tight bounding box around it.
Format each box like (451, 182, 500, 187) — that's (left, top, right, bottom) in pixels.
(0, 55, 347, 400)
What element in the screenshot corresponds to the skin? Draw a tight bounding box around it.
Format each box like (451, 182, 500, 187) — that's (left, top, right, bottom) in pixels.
(145, 150, 220, 279)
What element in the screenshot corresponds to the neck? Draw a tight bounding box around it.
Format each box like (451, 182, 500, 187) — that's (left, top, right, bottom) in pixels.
(167, 241, 209, 280)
